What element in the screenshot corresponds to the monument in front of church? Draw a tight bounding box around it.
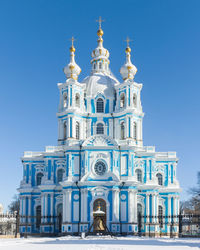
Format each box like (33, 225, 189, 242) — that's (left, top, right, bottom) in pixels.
(18, 19, 181, 236)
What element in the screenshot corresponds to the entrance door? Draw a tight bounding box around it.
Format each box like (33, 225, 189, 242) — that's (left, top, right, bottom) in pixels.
(93, 199, 106, 232)
(57, 203, 63, 233)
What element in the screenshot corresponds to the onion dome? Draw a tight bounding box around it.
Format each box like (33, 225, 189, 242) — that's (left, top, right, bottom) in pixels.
(91, 17, 110, 74)
(64, 37, 81, 81)
(120, 40, 137, 81)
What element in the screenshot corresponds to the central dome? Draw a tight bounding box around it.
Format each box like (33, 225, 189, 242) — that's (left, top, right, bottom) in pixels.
(82, 72, 119, 98)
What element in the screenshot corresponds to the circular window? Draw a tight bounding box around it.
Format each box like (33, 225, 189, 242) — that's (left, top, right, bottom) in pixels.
(94, 161, 106, 176)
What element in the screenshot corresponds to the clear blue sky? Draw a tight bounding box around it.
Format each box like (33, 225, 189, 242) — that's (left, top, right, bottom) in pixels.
(0, 0, 199, 210)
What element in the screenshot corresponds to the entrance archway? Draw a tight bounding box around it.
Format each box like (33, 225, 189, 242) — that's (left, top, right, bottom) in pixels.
(93, 199, 106, 232)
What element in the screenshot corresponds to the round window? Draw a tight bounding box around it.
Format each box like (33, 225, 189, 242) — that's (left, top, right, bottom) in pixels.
(94, 161, 106, 176)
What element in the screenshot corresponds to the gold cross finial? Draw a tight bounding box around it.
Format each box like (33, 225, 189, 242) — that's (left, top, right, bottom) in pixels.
(70, 36, 76, 47)
(125, 37, 132, 47)
(69, 36, 76, 53)
(96, 16, 105, 29)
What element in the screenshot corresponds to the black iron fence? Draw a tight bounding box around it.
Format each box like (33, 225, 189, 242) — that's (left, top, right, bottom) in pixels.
(4, 213, 200, 237)
(138, 214, 200, 237)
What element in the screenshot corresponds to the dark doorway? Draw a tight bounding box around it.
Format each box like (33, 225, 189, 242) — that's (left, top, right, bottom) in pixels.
(36, 205, 41, 230)
(57, 203, 63, 233)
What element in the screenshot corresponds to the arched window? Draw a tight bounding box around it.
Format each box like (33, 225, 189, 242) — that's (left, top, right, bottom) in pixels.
(57, 168, 64, 183)
(96, 123, 104, 134)
(136, 169, 142, 183)
(63, 121, 67, 140)
(156, 173, 163, 186)
(133, 122, 137, 140)
(76, 122, 80, 139)
(36, 173, 43, 186)
(36, 205, 41, 229)
(120, 122, 125, 139)
(75, 93, 80, 108)
(99, 62, 102, 69)
(133, 94, 137, 107)
(63, 94, 67, 108)
(96, 98, 104, 113)
(158, 205, 163, 227)
(94, 63, 96, 70)
(120, 93, 125, 108)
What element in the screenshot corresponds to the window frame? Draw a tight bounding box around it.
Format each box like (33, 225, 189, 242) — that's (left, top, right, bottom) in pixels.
(120, 121, 125, 140)
(156, 173, 163, 186)
(133, 93, 137, 107)
(75, 93, 80, 108)
(76, 121, 80, 140)
(63, 94, 68, 108)
(96, 123, 104, 135)
(96, 98, 104, 113)
(120, 93, 125, 108)
(133, 122, 137, 140)
(57, 168, 65, 183)
(36, 172, 44, 186)
(135, 169, 143, 183)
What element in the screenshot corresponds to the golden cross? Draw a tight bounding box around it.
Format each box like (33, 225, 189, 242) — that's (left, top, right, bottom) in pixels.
(96, 16, 105, 29)
(70, 36, 76, 47)
(125, 37, 133, 47)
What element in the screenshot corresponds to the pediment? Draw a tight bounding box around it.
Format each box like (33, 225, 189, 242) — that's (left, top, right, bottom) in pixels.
(82, 135, 118, 147)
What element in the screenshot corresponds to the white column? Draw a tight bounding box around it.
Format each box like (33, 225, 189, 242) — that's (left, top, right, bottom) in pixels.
(154, 194, 158, 223)
(45, 194, 48, 223)
(152, 194, 156, 223)
(112, 189, 119, 222)
(133, 192, 137, 222)
(173, 196, 177, 222)
(20, 197, 23, 221)
(51, 194, 54, 223)
(41, 194, 45, 223)
(168, 195, 171, 223)
(28, 196, 31, 223)
(126, 117, 129, 138)
(68, 117, 71, 138)
(83, 190, 88, 222)
(146, 160, 150, 182)
(65, 190, 72, 222)
(23, 197, 26, 223)
(109, 119, 113, 137)
(81, 189, 84, 222)
(146, 194, 149, 223)
(21, 197, 25, 223)
(63, 192, 66, 222)
(128, 190, 134, 223)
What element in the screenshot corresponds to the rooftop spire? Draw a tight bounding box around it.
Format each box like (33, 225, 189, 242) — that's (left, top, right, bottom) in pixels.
(63, 36, 81, 81)
(91, 16, 110, 74)
(120, 37, 137, 81)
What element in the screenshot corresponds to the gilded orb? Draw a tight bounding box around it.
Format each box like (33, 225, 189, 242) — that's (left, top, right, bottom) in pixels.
(125, 47, 131, 53)
(70, 46, 76, 53)
(97, 28, 104, 37)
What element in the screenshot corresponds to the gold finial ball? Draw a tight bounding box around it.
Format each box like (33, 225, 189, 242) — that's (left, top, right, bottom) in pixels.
(125, 47, 131, 53)
(97, 28, 104, 37)
(70, 46, 75, 53)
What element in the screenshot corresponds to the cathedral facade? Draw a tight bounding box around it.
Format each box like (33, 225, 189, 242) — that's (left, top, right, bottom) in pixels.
(19, 23, 181, 236)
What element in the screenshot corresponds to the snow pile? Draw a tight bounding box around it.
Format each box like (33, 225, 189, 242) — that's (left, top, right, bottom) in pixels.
(0, 236, 199, 250)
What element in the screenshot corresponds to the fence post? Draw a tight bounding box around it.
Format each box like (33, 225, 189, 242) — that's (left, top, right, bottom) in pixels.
(179, 213, 182, 237)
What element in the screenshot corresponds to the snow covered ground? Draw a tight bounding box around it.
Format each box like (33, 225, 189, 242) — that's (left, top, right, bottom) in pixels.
(0, 236, 199, 250)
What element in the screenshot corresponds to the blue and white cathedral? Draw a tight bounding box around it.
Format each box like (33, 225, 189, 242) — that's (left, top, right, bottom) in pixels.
(19, 22, 181, 236)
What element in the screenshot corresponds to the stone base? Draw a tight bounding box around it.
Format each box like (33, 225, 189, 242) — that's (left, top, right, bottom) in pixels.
(62, 223, 73, 233)
(40, 223, 54, 234)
